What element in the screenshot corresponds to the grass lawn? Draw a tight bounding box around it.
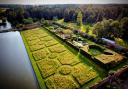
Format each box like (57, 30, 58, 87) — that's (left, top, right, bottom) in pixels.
(21, 31, 46, 89)
(57, 19, 64, 23)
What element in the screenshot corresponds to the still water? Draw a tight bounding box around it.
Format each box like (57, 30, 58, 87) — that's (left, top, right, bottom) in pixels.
(0, 31, 39, 89)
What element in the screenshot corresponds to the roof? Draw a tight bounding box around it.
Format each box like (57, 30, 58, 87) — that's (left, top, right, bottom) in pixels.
(102, 38, 115, 44)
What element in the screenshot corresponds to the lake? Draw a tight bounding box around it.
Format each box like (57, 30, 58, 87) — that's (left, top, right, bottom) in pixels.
(0, 31, 39, 89)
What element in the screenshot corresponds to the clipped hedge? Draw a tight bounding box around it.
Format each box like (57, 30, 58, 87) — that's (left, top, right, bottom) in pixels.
(45, 74, 79, 89)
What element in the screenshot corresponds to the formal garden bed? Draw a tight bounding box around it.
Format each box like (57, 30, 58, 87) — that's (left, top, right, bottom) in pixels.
(21, 28, 104, 89)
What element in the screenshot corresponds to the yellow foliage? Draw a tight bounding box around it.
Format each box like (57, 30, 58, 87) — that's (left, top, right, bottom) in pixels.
(45, 75, 79, 89)
(58, 51, 80, 65)
(32, 49, 49, 60)
(59, 65, 72, 75)
(49, 44, 66, 53)
(72, 63, 97, 85)
(37, 59, 60, 78)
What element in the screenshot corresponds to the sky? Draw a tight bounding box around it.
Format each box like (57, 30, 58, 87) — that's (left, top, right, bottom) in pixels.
(0, 0, 128, 5)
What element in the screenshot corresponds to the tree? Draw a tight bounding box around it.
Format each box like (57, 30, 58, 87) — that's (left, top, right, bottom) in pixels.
(93, 22, 104, 38)
(120, 17, 128, 39)
(77, 11, 83, 26)
(41, 18, 45, 24)
(110, 20, 122, 38)
(16, 7, 25, 23)
(86, 25, 90, 33)
(53, 16, 58, 21)
(23, 18, 33, 24)
(101, 19, 112, 38)
(64, 9, 70, 22)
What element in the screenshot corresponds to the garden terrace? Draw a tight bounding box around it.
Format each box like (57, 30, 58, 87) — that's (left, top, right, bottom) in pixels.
(82, 45, 124, 67)
(52, 21, 128, 57)
(45, 24, 125, 68)
(21, 28, 106, 89)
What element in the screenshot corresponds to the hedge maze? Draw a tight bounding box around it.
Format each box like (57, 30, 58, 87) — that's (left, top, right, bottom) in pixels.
(22, 28, 99, 89)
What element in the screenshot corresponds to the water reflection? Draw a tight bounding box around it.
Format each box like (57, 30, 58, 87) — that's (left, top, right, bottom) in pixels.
(0, 20, 12, 31)
(0, 31, 39, 89)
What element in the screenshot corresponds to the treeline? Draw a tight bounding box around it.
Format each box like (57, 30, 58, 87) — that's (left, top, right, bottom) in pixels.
(93, 17, 128, 40)
(1, 4, 128, 26)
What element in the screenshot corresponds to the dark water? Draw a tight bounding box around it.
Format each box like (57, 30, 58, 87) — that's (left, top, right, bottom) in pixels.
(0, 20, 12, 31)
(0, 31, 39, 89)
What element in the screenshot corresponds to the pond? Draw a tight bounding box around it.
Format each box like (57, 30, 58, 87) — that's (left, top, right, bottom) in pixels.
(88, 45, 104, 56)
(0, 20, 12, 31)
(0, 31, 39, 89)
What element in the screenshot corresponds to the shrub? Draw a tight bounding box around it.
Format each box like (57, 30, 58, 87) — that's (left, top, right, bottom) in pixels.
(48, 53, 57, 59)
(29, 44, 45, 52)
(45, 40, 58, 47)
(37, 59, 60, 78)
(49, 44, 66, 53)
(32, 49, 49, 61)
(72, 63, 97, 85)
(26, 36, 38, 41)
(45, 75, 79, 89)
(40, 36, 53, 42)
(27, 39, 40, 46)
(58, 51, 80, 65)
(37, 33, 48, 38)
(23, 18, 33, 24)
(59, 65, 72, 75)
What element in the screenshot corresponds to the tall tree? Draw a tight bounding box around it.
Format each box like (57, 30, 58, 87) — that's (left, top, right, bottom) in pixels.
(120, 17, 128, 39)
(77, 11, 83, 26)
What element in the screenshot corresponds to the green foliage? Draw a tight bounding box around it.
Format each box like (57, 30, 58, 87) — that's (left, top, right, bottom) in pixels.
(29, 44, 45, 52)
(23, 17, 33, 24)
(115, 38, 128, 48)
(120, 17, 128, 30)
(45, 75, 79, 89)
(77, 11, 83, 26)
(40, 36, 53, 42)
(93, 17, 128, 40)
(53, 16, 58, 21)
(57, 19, 64, 23)
(48, 53, 57, 59)
(72, 63, 97, 85)
(37, 59, 60, 78)
(21, 28, 101, 89)
(120, 17, 128, 39)
(43, 20, 50, 26)
(45, 40, 59, 47)
(93, 19, 120, 39)
(40, 18, 45, 24)
(49, 44, 66, 53)
(26, 36, 38, 41)
(110, 20, 122, 38)
(89, 48, 102, 56)
(58, 51, 80, 65)
(85, 25, 90, 33)
(27, 39, 40, 46)
(32, 49, 49, 61)
(20, 32, 47, 89)
(59, 65, 72, 75)
(93, 22, 104, 38)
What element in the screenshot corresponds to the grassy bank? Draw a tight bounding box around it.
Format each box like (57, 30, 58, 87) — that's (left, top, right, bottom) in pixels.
(20, 32, 47, 89)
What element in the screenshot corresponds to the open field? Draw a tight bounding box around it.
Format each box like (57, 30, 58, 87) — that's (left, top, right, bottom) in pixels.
(21, 28, 105, 89)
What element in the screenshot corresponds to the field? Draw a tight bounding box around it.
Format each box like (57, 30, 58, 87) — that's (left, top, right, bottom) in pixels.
(21, 28, 102, 89)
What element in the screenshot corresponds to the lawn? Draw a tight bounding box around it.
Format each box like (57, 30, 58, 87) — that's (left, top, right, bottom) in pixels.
(21, 27, 103, 89)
